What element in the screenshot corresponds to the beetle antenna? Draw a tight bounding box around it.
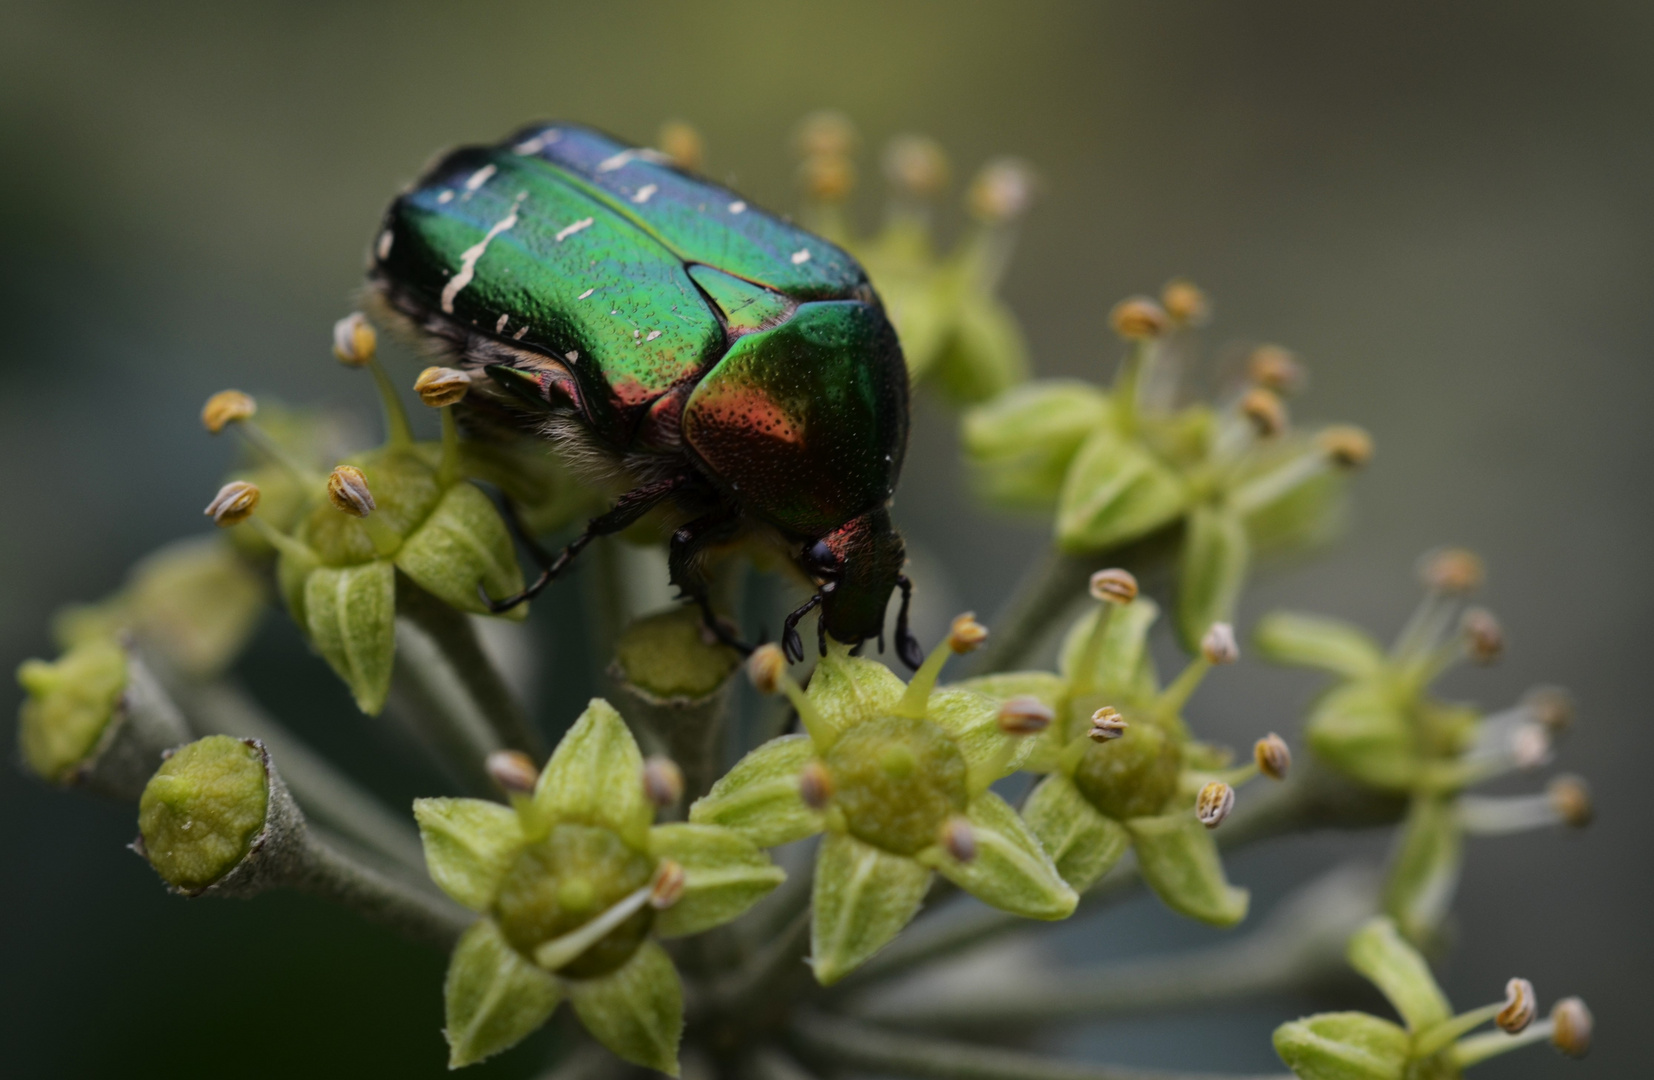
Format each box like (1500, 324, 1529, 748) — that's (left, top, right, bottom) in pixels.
(895, 574, 924, 670)
(782, 592, 824, 664)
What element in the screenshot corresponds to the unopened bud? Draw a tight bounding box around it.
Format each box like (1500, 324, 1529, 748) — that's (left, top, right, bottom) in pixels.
(795, 110, 858, 159)
(1246, 345, 1305, 393)
(1511, 723, 1552, 769)
(656, 120, 704, 171)
(649, 859, 687, 909)
(939, 816, 977, 863)
(486, 750, 539, 794)
(1202, 623, 1240, 665)
(327, 465, 376, 517)
(1497, 977, 1537, 1033)
(799, 759, 834, 810)
(1461, 607, 1504, 664)
(642, 756, 685, 809)
(1318, 424, 1374, 468)
(204, 480, 260, 527)
(947, 613, 989, 654)
(1525, 686, 1574, 734)
(967, 157, 1037, 223)
(747, 643, 787, 694)
(1089, 568, 1139, 605)
(1421, 547, 1484, 594)
(1240, 387, 1288, 437)
(998, 696, 1054, 736)
(883, 135, 949, 197)
(1254, 733, 1291, 780)
(1550, 997, 1592, 1057)
(799, 155, 856, 202)
(1161, 279, 1210, 326)
(201, 390, 256, 434)
(414, 365, 471, 408)
(1196, 780, 1236, 828)
(1109, 296, 1169, 340)
(332, 312, 377, 366)
(1088, 706, 1127, 742)
(1547, 775, 1592, 828)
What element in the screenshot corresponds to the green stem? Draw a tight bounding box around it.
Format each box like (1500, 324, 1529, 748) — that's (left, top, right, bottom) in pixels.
(369, 358, 415, 447)
(297, 827, 473, 949)
(970, 547, 1095, 675)
(789, 1010, 1292, 1080)
(701, 901, 814, 1020)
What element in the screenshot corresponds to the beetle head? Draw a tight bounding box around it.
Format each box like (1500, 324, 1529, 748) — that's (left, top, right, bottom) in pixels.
(792, 508, 923, 668)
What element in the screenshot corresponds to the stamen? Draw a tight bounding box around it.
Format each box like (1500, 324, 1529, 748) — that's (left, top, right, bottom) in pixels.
(747, 644, 834, 749)
(896, 613, 983, 718)
(532, 880, 655, 971)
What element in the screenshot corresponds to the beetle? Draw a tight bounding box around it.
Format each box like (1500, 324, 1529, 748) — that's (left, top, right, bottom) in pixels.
(368, 122, 922, 666)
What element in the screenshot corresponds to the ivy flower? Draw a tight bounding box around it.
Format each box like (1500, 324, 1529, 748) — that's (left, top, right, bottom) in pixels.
(415, 699, 784, 1071)
(690, 617, 1076, 984)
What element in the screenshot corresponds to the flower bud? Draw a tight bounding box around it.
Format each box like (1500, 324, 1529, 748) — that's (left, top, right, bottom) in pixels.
(1525, 686, 1574, 735)
(1240, 387, 1288, 437)
(327, 465, 376, 517)
(1318, 424, 1374, 468)
(485, 749, 538, 794)
(1550, 997, 1592, 1057)
(1246, 345, 1305, 393)
(649, 859, 687, 909)
(1089, 568, 1139, 605)
(947, 612, 989, 654)
(882, 134, 949, 198)
(1547, 775, 1592, 828)
(1088, 705, 1127, 742)
(1195, 780, 1235, 829)
(1421, 547, 1484, 594)
(138, 735, 272, 894)
(1497, 977, 1537, 1033)
(1461, 607, 1504, 664)
(1161, 279, 1210, 326)
(997, 695, 1054, 736)
(201, 390, 256, 434)
(799, 155, 856, 202)
(747, 643, 787, 695)
(938, 816, 977, 863)
(795, 110, 858, 159)
(1201, 623, 1240, 665)
(799, 759, 834, 810)
(642, 755, 685, 809)
(414, 365, 472, 408)
(1254, 733, 1291, 780)
(332, 312, 377, 365)
(1109, 296, 1169, 340)
(967, 157, 1037, 223)
(204, 480, 260, 527)
(656, 120, 704, 171)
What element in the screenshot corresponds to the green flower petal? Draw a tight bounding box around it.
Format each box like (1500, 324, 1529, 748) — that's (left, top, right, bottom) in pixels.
(924, 790, 1076, 919)
(929, 293, 1030, 405)
(1022, 773, 1131, 891)
(647, 823, 786, 938)
(1272, 1011, 1410, 1080)
(530, 698, 649, 847)
(302, 559, 396, 715)
(1305, 682, 1418, 791)
(567, 939, 683, 1076)
(444, 919, 562, 1069)
(414, 797, 525, 912)
(688, 734, 823, 848)
(1059, 596, 1161, 704)
(1176, 503, 1250, 652)
(1345, 917, 1452, 1032)
(811, 831, 932, 985)
(925, 686, 1035, 791)
(396, 481, 527, 620)
(962, 380, 1110, 511)
(1254, 612, 1387, 680)
(807, 650, 904, 740)
(1126, 810, 1249, 927)
(952, 670, 1070, 772)
(1055, 427, 1187, 553)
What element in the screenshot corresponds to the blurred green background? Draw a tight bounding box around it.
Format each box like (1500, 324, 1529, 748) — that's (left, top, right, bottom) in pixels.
(3, 1, 1650, 1076)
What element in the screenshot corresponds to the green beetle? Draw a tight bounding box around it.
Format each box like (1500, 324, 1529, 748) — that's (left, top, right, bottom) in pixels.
(369, 123, 920, 665)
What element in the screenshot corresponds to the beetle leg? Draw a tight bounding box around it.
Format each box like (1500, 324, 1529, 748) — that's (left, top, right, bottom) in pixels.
(781, 592, 824, 664)
(482, 474, 688, 613)
(666, 509, 755, 653)
(894, 574, 925, 670)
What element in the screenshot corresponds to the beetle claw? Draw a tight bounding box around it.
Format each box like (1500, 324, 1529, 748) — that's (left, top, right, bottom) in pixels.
(893, 574, 924, 670)
(783, 627, 805, 664)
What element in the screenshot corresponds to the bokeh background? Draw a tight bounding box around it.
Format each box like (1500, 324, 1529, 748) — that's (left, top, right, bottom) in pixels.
(3, 1, 1650, 1076)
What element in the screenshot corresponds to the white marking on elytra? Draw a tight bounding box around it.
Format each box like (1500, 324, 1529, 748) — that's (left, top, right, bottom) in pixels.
(440, 193, 526, 314)
(555, 217, 595, 242)
(513, 130, 561, 155)
(565, 351, 579, 361)
(632, 184, 658, 204)
(596, 147, 670, 173)
(513, 327, 529, 340)
(790, 249, 811, 265)
(462, 164, 496, 196)
(437, 190, 454, 204)
(646, 330, 662, 341)
(728, 200, 746, 214)
(577, 288, 595, 300)
(376, 230, 393, 260)
(495, 314, 509, 333)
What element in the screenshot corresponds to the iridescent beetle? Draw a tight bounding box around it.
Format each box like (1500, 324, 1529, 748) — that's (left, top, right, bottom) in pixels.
(369, 123, 920, 666)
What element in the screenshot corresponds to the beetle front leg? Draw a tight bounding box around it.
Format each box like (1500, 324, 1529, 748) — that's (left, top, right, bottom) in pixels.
(667, 511, 753, 654)
(894, 574, 925, 670)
